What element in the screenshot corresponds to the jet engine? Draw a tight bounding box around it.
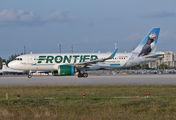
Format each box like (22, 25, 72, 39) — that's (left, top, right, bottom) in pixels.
(53, 65, 75, 76)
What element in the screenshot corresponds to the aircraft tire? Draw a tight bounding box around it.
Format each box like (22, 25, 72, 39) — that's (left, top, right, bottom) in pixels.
(83, 73, 88, 78)
(28, 75, 32, 79)
(78, 73, 82, 78)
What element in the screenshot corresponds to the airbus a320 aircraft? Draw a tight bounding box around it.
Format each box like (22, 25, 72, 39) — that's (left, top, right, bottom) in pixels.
(8, 28, 163, 78)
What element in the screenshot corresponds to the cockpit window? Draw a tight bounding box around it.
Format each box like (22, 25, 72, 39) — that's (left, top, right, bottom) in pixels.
(15, 58, 22, 61)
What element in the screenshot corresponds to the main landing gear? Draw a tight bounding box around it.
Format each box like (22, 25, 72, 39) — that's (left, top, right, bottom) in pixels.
(78, 73, 88, 78)
(28, 70, 32, 79)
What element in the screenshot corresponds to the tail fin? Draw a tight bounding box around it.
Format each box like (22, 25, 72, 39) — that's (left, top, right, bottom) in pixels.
(133, 28, 160, 57)
(2, 62, 8, 71)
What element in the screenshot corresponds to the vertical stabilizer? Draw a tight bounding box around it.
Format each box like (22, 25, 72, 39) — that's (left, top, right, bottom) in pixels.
(2, 62, 8, 71)
(133, 28, 160, 57)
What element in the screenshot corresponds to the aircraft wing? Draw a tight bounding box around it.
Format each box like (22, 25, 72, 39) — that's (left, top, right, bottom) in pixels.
(65, 48, 118, 67)
(74, 59, 106, 67)
(75, 48, 118, 67)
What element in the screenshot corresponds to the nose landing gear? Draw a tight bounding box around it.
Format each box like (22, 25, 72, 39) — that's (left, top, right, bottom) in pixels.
(28, 70, 32, 79)
(28, 75, 32, 78)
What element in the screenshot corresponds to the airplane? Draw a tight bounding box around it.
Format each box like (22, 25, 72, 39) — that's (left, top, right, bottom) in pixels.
(2, 62, 25, 75)
(8, 28, 163, 78)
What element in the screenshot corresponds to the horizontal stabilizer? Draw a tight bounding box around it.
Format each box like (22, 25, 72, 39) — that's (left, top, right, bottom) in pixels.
(144, 54, 163, 59)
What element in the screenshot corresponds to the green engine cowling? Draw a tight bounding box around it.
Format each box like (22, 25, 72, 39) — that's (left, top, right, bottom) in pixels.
(53, 65, 75, 76)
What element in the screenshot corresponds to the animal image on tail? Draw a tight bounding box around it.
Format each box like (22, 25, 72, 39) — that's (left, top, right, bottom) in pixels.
(138, 33, 158, 57)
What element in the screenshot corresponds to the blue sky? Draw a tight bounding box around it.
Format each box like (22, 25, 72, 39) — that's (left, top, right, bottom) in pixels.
(0, 0, 176, 60)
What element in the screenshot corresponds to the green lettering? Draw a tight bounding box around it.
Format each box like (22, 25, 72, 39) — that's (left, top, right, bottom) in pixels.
(63, 55, 72, 63)
(38, 56, 46, 63)
(55, 55, 63, 63)
(73, 55, 79, 63)
(38, 55, 98, 64)
(79, 55, 83, 62)
(46, 56, 54, 63)
(90, 55, 98, 61)
(83, 55, 90, 62)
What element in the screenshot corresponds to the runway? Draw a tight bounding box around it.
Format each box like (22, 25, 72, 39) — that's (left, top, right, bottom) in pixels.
(0, 74, 176, 85)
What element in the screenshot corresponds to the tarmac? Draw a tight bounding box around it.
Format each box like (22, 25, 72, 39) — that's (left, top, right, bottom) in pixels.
(0, 74, 176, 86)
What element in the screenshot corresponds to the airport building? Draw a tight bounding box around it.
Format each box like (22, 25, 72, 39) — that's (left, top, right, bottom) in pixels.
(147, 51, 176, 68)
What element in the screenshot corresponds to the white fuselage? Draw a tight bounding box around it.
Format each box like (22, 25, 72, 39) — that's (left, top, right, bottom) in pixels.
(8, 52, 162, 71)
(9, 53, 134, 71)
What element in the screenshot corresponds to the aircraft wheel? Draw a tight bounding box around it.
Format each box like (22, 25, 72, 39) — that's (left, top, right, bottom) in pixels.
(83, 73, 88, 78)
(78, 73, 82, 78)
(28, 75, 32, 79)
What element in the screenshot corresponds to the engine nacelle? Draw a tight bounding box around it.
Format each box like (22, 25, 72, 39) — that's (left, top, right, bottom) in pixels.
(53, 65, 75, 76)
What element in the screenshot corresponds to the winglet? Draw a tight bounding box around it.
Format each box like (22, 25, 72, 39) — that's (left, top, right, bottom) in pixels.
(109, 48, 118, 58)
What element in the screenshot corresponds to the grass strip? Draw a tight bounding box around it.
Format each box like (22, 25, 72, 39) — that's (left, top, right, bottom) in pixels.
(0, 85, 176, 120)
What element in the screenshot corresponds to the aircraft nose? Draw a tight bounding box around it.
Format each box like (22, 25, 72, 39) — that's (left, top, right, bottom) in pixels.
(8, 61, 17, 69)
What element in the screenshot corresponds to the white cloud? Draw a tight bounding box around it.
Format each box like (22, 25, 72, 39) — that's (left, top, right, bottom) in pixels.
(43, 10, 77, 22)
(0, 9, 77, 26)
(0, 9, 41, 26)
(142, 11, 176, 18)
